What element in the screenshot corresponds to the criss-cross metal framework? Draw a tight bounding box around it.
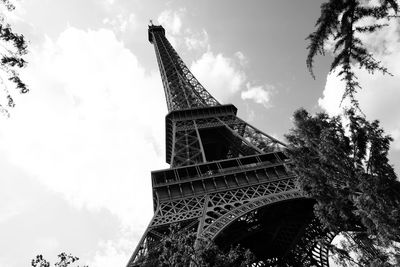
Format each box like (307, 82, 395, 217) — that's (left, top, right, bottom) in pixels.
(126, 24, 332, 266)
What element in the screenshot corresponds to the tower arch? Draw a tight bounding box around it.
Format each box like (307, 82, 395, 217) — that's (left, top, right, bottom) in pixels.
(200, 187, 305, 240)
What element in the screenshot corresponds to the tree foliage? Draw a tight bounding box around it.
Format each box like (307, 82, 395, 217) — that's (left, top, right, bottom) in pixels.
(285, 108, 400, 266)
(0, 0, 28, 116)
(143, 225, 256, 267)
(31, 253, 87, 267)
(307, 0, 399, 108)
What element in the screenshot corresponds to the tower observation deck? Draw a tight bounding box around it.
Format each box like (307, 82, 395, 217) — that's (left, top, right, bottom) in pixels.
(127, 24, 333, 266)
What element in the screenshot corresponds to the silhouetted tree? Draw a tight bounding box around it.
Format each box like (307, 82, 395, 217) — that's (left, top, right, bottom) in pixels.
(31, 253, 87, 267)
(0, 0, 28, 116)
(305, 1, 400, 265)
(142, 225, 256, 267)
(286, 108, 400, 266)
(307, 0, 399, 109)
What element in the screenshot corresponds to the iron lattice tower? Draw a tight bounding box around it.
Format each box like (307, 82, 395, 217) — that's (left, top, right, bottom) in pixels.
(127, 25, 333, 266)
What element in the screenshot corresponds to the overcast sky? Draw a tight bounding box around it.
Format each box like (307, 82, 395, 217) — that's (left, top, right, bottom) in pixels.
(1, 0, 399, 266)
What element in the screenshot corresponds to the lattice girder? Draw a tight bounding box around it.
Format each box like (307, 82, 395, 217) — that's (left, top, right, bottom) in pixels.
(151, 152, 291, 203)
(200, 179, 301, 239)
(165, 105, 286, 167)
(151, 175, 296, 227)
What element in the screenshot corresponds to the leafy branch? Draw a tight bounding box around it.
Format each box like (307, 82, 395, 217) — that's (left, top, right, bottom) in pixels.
(31, 253, 88, 267)
(307, 0, 399, 110)
(0, 0, 28, 116)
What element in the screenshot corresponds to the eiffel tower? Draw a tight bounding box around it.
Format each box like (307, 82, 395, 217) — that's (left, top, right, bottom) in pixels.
(127, 24, 333, 266)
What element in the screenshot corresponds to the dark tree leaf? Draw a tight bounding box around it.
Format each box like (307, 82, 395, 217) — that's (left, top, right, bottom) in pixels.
(285, 108, 400, 265)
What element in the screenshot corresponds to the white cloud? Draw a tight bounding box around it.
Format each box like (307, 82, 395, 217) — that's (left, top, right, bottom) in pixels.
(318, 70, 347, 116)
(319, 19, 400, 150)
(241, 83, 273, 108)
(0, 27, 167, 233)
(156, 9, 272, 107)
(0, 257, 13, 267)
(235, 51, 249, 67)
(184, 29, 209, 51)
(0, 181, 29, 228)
(0, 27, 171, 266)
(190, 51, 246, 102)
(156, 8, 187, 48)
(391, 129, 400, 150)
(157, 8, 185, 35)
(190, 51, 275, 107)
(34, 237, 60, 253)
(87, 237, 134, 267)
(157, 9, 210, 53)
(0, 204, 21, 224)
(243, 104, 256, 122)
(103, 13, 136, 33)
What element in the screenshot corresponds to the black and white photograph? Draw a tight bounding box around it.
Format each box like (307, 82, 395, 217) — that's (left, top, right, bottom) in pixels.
(1, 0, 399, 266)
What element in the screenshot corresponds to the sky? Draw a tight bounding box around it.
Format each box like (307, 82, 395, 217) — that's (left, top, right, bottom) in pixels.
(0, 0, 399, 266)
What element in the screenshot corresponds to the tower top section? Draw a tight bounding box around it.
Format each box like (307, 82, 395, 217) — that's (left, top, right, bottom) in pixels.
(148, 24, 165, 44)
(148, 23, 219, 112)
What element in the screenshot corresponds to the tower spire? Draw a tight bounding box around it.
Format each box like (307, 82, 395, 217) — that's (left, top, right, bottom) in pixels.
(148, 24, 219, 111)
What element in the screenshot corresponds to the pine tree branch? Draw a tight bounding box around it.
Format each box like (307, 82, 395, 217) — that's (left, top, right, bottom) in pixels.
(307, 0, 399, 111)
